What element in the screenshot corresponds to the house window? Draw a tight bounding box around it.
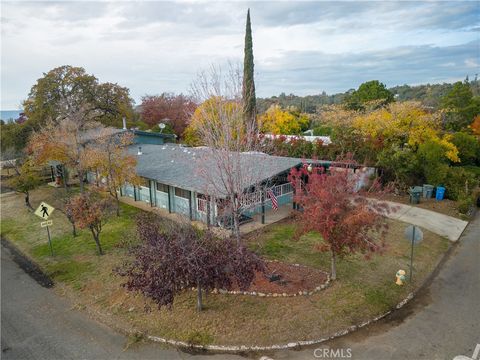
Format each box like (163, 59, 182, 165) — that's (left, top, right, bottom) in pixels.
(156, 183, 169, 193)
(175, 188, 190, 199)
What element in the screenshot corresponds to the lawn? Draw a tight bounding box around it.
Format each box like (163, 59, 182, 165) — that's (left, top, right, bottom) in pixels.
(1, 186, 450, 346)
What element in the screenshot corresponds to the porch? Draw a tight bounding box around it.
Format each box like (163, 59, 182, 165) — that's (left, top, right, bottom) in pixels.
(239, 203, 293, 234)
(118, 192, 294, 237)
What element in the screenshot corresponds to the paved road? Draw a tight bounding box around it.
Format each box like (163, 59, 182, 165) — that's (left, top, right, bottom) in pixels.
(270, 212, 480, 360)
(1, 245, 241, 360)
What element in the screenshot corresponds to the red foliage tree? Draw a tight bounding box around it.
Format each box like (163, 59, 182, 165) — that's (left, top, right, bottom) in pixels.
(66, 191, 114, 255)
(288, 156, 393, 280)
(118, 214, 264, 311)
(140, 93, 197, 137)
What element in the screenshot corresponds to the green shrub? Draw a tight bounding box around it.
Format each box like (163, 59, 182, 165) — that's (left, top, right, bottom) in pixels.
(312, 124, 333, 136)
(462, 165, 480, 177)
(457, 194, 474, 214)
(443, 167, 478, 200)
(451, 132, 480, 165)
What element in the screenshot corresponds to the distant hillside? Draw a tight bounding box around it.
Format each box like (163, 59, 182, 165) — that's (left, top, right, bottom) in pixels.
(257, 79, 480, 114)
(0, 110, 23, 122)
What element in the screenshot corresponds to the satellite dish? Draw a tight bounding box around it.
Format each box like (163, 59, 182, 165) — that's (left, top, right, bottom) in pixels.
(158, 123, 166, 134)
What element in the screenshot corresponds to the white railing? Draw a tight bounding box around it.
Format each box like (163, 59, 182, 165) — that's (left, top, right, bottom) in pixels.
(197, 197, 207, 213)
(197, 184, 294, 214)
(240, 183, 293, 209)
(241, 191, 263, 208)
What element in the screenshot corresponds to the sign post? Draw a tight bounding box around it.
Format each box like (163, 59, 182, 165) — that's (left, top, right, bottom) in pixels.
(404, 225, 423, 282)
(46, 223, 53, 256)
(35, 202, 55, 256)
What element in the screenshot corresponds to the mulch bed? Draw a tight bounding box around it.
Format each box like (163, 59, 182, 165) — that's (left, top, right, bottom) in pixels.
(231, 261, 328, 295)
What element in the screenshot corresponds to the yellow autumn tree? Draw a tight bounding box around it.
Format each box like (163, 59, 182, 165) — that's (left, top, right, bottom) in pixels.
(259, 105, 310, 135)
(183, 96, 242, 147)
(353, 101, 459, 162)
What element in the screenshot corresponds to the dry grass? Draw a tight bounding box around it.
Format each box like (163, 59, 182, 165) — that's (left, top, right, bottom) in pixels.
(1, 186, 450, 346)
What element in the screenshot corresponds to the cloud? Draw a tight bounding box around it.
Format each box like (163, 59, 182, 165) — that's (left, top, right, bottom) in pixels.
(256, 41, 478, 95)
(1, 1, 478, 108)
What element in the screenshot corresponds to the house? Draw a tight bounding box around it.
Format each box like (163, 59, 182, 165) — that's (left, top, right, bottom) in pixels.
(119, 143, 329, 228)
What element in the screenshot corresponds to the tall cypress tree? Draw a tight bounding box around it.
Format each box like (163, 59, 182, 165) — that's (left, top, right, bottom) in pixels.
(242, 9, 256, 125)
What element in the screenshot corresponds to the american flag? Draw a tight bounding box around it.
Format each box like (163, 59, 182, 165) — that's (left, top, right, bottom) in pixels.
(267, 188, 278, 210)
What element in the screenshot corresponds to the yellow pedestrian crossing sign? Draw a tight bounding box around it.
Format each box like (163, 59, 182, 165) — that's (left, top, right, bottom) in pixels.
(34, 202, 55, 220)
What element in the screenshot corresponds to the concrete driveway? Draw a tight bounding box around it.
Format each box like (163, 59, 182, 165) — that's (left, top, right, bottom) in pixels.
(269, 212, 480, 360)
(384, 201, 468, 241)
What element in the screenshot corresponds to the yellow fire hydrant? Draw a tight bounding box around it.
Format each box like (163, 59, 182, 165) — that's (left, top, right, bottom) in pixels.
(396, 270, 406, 286)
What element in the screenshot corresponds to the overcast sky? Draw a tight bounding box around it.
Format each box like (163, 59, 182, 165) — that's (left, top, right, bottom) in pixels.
(1, 1, 479, 109)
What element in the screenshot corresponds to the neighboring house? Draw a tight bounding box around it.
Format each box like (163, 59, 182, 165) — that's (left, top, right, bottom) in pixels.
(53, 127, 175, 185)
(264, 133, 332, 145)
(83, 127, 175, 145)
(130, 129, 175, 145)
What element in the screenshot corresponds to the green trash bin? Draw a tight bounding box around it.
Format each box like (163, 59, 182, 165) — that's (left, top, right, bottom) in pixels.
(423, 184, 434, 198)
(409, 186, 422, 204)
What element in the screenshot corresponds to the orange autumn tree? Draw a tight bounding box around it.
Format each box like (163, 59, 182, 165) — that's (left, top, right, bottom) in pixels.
(85, 129, 140, 216)
(470, 115, 480, 136)
(28, 116, 103, 193)
(66, 191, 114, 255)
(288, 157, 393, 280)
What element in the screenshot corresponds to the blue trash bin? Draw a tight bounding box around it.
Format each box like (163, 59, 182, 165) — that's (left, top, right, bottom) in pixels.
(436, 186, 445, 201)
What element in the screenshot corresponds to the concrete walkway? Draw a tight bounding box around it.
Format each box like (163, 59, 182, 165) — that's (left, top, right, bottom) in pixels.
(271, 211, 480, 359)
(383, 200, 468, 241)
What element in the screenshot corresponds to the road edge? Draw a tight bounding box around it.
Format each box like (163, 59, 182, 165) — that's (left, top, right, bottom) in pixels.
(1, 236, 54, 288)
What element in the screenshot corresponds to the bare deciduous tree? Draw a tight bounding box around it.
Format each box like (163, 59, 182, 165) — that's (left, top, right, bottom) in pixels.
(190, 64, 272, 241)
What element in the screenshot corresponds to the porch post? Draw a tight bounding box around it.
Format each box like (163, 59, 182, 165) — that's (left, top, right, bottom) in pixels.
(206, 195, 211, 227)
(261, 189, 265, 224)
(189, 191, 194, 221)
(168, 185, 173, 213)
(293, 186, 296, 210)
(149, 180, 154, 207)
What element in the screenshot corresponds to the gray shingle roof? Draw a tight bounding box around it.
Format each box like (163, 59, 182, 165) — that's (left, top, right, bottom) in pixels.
(129, 144, 304, 196)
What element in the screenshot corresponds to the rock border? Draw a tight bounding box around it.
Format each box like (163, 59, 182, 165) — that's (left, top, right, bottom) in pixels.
(145, 240, 459, 352)
(146, 293, 413, 352)
(208, 260, 331, 298)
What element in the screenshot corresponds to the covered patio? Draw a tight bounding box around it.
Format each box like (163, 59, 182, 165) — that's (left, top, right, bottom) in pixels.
(240, 203, 293, 234)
